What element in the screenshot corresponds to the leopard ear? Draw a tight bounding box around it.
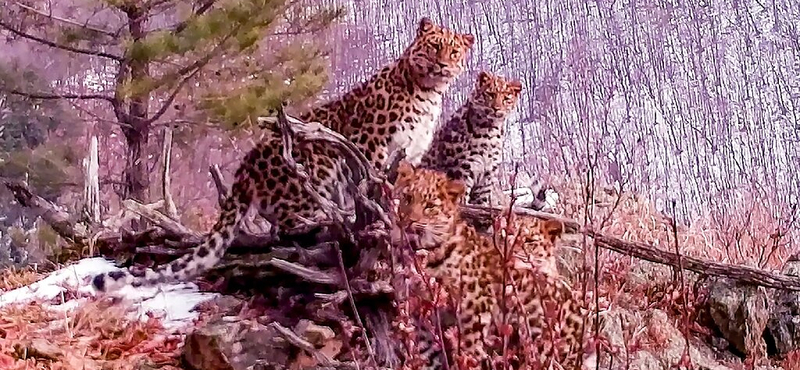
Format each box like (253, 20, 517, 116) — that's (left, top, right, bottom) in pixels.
(507, 80, 523, 95)
(462, 34, 475, 48)
(396, 161, 416, 182)
(444, 179, 466, 203)
(477, 71, 492, 86)
(540, 219, 564, 243)
(417, 17, 435, 36)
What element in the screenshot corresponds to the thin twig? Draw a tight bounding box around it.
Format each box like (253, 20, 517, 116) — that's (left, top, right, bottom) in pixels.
(0, 19, 121, 60)
(14, 2, 116, 36)
(336, 243, 378, 367)
(670, 200, 693, 369)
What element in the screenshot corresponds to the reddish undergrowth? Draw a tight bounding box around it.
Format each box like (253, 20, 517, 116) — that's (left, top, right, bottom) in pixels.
(0, 298, 183, 370)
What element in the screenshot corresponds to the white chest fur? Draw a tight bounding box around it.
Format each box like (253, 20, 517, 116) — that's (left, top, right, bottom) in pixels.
(388, 93, 442, 165)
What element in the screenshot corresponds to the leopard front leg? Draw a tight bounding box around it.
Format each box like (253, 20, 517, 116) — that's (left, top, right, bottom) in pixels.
(445, 161, 481, 206)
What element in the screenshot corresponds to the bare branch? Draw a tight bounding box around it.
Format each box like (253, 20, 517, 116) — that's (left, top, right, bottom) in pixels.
(4, 88, 116, 102)
(14, 2, 116, 37)
(209, 164, 228, 206)
(2, 180, 88, 244)
(174, 0, 217, 33)
(269, 322, 346, 368)
(144, 66, 202, 125)
(123, 199, 200, 238)
(0, 20, 122, 60)
(587, 227, 800, 291)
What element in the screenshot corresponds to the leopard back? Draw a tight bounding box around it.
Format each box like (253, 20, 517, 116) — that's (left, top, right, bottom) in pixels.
(300, 18, 475, 170)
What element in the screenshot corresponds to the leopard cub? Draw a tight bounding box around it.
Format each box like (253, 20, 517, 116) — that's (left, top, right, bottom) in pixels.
(392, 161, 585, 369)
(420, 71, 522, 207)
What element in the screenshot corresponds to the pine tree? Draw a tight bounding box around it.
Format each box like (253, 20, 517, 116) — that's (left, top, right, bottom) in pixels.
(0, 0, 341, 224)
(0, 65, 80, 200)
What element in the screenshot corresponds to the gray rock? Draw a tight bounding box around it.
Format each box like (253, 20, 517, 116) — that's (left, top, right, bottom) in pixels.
(597, 307, 734, 370)
(766, 257, 800, 356)
(706, 277, 769, 358)
(182, 318, 292, 370)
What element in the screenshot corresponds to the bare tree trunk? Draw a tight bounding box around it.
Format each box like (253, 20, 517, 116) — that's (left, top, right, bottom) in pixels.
(160, 127, 178, 219)
(82, 135, 100, 224)
(119, 3, 151, 230)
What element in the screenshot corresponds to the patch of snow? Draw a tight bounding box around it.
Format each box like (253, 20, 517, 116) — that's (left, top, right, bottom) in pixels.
(544, 190, 559, 209)
(0, 257, 218, 333)
(503, 187, 559, 211)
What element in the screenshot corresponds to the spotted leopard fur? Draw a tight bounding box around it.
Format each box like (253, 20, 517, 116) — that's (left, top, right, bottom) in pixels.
(419, 71, 521, 206)
(92, 18, 474, 293)
(391, 161, 585, 369)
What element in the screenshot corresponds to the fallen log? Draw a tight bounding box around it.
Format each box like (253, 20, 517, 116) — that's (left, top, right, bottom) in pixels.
(7, 176, 800, 293)
(461, 203, 800, 291)
(588, 230, 800, 291)
(3, 180, 88, 245)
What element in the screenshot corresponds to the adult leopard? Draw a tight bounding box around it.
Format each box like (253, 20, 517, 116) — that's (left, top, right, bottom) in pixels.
(92, 18, 474, 293)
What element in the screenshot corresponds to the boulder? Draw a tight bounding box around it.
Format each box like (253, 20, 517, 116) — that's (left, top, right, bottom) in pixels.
(598, 306, 763, 369)
(706, 277, 769, 358)
(182, 318, 293, 370)
(766, 257, 800, 356)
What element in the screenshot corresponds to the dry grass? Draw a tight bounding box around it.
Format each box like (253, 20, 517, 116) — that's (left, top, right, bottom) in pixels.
(551, 177, 797, 269)
(0, 266, 46, 292)
(0, 281, 184, 370)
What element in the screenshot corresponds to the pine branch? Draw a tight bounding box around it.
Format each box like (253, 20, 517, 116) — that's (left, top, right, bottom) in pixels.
(141, 28, 236, 124)
(0, 20, 122, 61)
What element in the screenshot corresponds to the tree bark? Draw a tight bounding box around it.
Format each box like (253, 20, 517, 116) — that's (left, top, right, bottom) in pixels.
(120, 4, 152, 230)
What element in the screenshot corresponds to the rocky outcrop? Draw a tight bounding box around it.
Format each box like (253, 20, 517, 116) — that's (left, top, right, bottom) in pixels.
(766, 257, 800, 357)
(706, 277, 770, 358)
(598, 307, 734, 370)
(181, 318, 343, 370)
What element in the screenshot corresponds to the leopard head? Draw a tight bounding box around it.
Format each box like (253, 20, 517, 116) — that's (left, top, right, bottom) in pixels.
(471, 71, 522, 119)
(507, 217, 564, 278)
(391, 161, 465, 251)
(403, 17, 475, 91)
